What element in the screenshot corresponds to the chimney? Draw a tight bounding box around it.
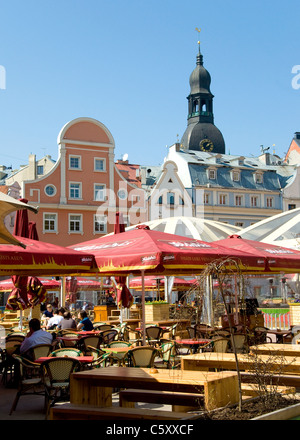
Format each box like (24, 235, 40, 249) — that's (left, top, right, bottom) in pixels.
(28, 154, 36, 180)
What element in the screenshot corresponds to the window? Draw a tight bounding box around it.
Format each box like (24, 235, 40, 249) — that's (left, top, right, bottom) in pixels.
(94, 184, 106, 201)
(235, 195, 243, 206)
(167, 192, 175, 205)
(44, 213, 57, 232)
(69, 214, 82, 233)
(219, 194, 227, 205)
(37, 165, 44, 175)
(45, 184, 56, 197)
(288, 204, 296, 210)
(69, 156, 81, 170)
(266, 197, 274, 208)
(235, 222, 244, 227)
(94, 215, 107, 234)
(117, 189, 127, 200)
(158, 195, 163, 205)
(255, 173, 263, 184)
(232, 171, 240, 182)
(94, 158, 106, 172)
(251, 196, 259, 207)
(69, 182, 81, 199)
(208, 169, 216, 180)
(204, 193, 210, 204)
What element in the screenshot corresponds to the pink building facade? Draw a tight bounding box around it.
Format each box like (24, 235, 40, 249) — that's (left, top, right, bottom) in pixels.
(23, 117, 147, 247)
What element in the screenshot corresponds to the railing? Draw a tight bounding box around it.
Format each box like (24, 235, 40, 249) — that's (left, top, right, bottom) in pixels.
(263, 312, 290, 330)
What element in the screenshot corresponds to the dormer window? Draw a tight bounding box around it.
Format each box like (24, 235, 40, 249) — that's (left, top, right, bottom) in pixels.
(232, 170, 240, 182)
(208, 168, 216, 180)
(255, 172, 263, 184)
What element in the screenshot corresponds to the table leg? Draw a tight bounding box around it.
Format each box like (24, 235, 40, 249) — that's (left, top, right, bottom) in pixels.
(70, 376, 112, 407)
(204, 375, 239, 411)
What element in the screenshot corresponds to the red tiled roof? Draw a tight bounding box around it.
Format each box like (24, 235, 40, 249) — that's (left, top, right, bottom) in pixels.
(115, 161, 141, 187)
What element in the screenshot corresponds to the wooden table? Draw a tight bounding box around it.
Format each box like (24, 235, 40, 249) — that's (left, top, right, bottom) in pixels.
(181, 352, 300, 374)
(250, 344, 300, 357)
(70, 366, 239, 411)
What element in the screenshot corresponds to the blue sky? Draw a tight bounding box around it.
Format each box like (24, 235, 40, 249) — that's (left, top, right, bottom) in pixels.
(0, 0, 299, 170)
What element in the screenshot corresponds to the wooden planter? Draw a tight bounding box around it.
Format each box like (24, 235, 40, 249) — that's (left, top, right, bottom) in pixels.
(145, 303, 170, 322)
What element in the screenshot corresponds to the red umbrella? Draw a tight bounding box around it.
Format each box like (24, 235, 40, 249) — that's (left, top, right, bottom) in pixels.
(0, 236, 96, 276)
(7, 199, 31, 310)
(71, 225, 265, 276)
(214, 235, 300, 274)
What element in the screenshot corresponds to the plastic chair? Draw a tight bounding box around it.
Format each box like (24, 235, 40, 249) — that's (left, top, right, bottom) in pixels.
(50, 348, 82, 357)
(9, 354, 44, 415)
(126, 346, 158, 368)
(41, 357, 81, 418)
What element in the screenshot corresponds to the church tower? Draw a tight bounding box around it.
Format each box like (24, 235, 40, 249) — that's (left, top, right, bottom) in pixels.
(181, 39, 225, 154)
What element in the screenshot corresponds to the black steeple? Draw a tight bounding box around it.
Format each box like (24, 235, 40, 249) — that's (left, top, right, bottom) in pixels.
(181, 40, 225, 154)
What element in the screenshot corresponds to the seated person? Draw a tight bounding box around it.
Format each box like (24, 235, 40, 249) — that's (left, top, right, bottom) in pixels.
(20, 318, 53, 355)
(46, 307, 65, 330)
(77, 310, 94, 331)
(58, 311, 77, 330)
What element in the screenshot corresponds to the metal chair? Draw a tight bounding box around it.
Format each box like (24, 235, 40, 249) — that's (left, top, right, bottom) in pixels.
(211, 337, 229, 353)
(24, 343, 54, 361)
(107, 341, 132, 366)
(77, 335, 103, 354)
(1, 339, 23, 386)
(85, 346, 111, 369)
(155, 340, 181, 369)
(9, 354, 44, 415)
(41, 357, 81, 418)
(126, 346, 158, 368)
(145, 326, 164, 347)
(100, 329, 119, 346)
(253, 326, 272, 345)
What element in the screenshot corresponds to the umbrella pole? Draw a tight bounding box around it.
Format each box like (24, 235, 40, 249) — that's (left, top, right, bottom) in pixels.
(141, 270, 146, 346)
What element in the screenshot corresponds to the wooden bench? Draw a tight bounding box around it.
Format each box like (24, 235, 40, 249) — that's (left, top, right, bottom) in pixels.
(240, 372, 300, 388)
(50, 404, 201, 420)
(241, 383, 296, 397)
(119, 389, 205, 412)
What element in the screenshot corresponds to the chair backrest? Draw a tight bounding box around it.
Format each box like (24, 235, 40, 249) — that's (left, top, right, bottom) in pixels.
(80, 335, 102, 352)
(232, 334, 246, 353)
(187, 327, 197, 339)
(108, 341, 131, 348)
(50, 348, 82, 357)
(29, 344, 53, 360)
(4, 339, 22, 356)
(212, 337, 229, 353)
(6, 333, 25, 341)
(41, 357, 80, 386)
(160, 341, 177, 364)
(214, 330, 231, 338)
(145, 326, 164, 341)
(253, 326, 269, 344)
(87, 346, 106, 360)
(93, 324, 113, 332)
(101, 329, 119, 345)
(127, 346, 157, 367)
